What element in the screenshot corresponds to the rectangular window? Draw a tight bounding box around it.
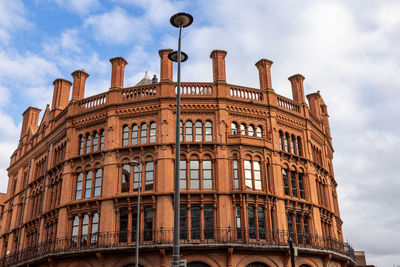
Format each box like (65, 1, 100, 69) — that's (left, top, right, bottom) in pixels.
(131, 125, 138, 145)
(122, 164, 130, 192)
(284, 134, 289, 152)
(92, 133, 98, 152)
(233, 160, 239, 189)
(133, 164, 141, 191)
(195, 121, 203, 142)
(205, 121, 212, 142)
(149, 123, 156, 143)
(81, 214, 89, 247)
(85, 135, 91, 154)
(79, 136, 84, 155)
(91, 213, 99, 245)
(122, 126, 129, 146)
(204, 206, 214, 239)
(257, 207, 266, 239)
(180, 161, 187, 190)
(190, 160, 199, 189)
(180, 206, 188, 239)
(291, 171, 298, 197)
(282, 169, 289, 196)
(202, 160, 212, 189)
(287, 212, 293, 234)
(297, 137, 302, 156)
(140, 124, 147, 144)
(290, 136, 296, 154)
(75, 173, 83, 200)
(298, 173, 305, 199)
(94, 169, 102, 197)
(296, 213, 302, 243)
(248, 206, 256, 239)
(303, 215, 310, 244)
(145, 162, 154, 190)
(244, 160, 252, 189)
(131, 209, 137, 241)
(253, 162, 262, 190)
(185, 122, 193, 142)
(119, 210, 128, 242)
(85, 171, 93, 198)
(100, 130, 104, 150)
(235, 206, 242, 239)
(144, 208, 153, 241)
(72, 216, 79, 247)
(191, 206, 200, 239)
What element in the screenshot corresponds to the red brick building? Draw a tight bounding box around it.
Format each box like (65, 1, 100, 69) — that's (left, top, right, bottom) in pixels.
(0, 49, 355, 267)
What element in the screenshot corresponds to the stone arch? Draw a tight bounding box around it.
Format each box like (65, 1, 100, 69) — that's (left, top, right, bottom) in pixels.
(237, 254, 279, 267)
(111, 255, 152, 267)
(296, 257, 319, 267)
(185, 255, 220, 267)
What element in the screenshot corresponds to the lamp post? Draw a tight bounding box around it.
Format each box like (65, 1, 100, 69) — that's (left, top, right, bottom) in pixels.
(129, 160, 141, 267)
(168, 12, 193, 267)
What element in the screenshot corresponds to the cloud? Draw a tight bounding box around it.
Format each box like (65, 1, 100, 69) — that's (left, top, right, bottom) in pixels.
(85, 7, 151, 44)
(0, 0, 31, 44)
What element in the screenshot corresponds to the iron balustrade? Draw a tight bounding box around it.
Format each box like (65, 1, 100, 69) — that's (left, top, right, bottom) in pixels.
(0, 228, 355, 267)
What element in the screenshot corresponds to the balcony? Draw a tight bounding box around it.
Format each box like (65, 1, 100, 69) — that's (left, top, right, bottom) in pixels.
(0, 229, 354, 267)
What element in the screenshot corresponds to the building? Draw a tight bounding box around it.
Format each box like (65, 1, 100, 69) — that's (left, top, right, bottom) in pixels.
(0, 49, 355, 267)
(354, 251, 375, 267)
(0, 193, 6, 231)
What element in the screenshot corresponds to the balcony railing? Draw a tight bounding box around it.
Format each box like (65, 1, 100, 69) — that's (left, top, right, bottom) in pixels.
(0, 229, 354, 266)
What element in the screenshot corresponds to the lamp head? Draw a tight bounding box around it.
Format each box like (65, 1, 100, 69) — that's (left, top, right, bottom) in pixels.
(168, 51, 188, 62)
(170, 12, 193, 28)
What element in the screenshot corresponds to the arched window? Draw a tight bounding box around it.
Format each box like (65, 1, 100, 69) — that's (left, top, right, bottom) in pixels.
(185, 121, 193, 142)
(205, 120, 212, 141)
(233, 159, 239, 189)
(180, 121, 183, 141)
(256, 126, 262, 137)
(240, 123, 246, 135)
(121, 164, 130, 193)
(91, 213, 99, 244)
(248, 125, 254, 136)
(297, 136, 302, 156)
(92, 132, 98, 152)
(72, 216, 79, 246)
(282, 168, 289, 196)
(131, 124, 138, 145)
(290, 134, 296, 154)
(85, 171, 93, 198)
(100, 129, 105, 150)
(202, 160, 212, 189)
(231, 122, 238, 135)
(81, 214, 89, 246)
(145, 161, 154, 190)
(244, 159, 262, 190)
(195, 121, 203, 141)
(298, 171, 305, 199)
(78, 135, 84, 155)
(94, 169, 102, 197)
(75, 173, 83, 200)
(284, 133, 289, 152)
(85, 133, 91, 154)
(149, 122, 156, 143)
(122, 125, 129, 146)
(279, 131, 284, 150)
(140, 123, 147, 144)
(189, 160, 199, 189)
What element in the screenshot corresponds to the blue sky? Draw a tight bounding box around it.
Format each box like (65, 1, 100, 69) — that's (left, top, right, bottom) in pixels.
(1, 0, 399, 266)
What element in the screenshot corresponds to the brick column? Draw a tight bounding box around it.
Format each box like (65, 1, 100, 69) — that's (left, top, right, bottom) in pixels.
(109, 57, 128, 89)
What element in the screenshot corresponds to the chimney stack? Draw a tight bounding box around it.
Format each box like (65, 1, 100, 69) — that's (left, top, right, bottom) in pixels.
(20, 107, 41, 139)
(52, 78, 72, 111)
(71, 70, 89, 101)
(159, 49, 173, 82)
(109, 57, 128, 88)
(210, 50, 227, 83)
(255, 59, 273, 89)
(306, 92, 321, 118)
(288, 74, 306, 103)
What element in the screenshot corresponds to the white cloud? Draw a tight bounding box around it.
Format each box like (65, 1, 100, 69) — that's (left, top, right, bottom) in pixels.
(85, 7, 151, 44)
(0, 0, 31, 44)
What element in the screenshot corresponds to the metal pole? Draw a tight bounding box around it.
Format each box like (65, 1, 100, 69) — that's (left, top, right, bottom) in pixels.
(135, 163, 141, 267)
(172, 25, 183, 267)
(289, 236, 295, 267)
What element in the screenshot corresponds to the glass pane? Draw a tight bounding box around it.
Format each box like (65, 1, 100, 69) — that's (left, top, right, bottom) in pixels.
(248, 126, 254, 136)
(144, 208, 153, 241)
(185, 121, 192, 142)
(240, 124, 246, 135)
(131, 125, 138, 145)
(244, 160, 252, 189)
(100, 130, 104, 150)
(190, 160, 199, 189)
(180, 206, 188, 239)
(291, 171, 297, 197)
(233, 160, 239, 189)
(180, 161, 187, 189)
(205, 121, 212, 142)
(256, 126, 262, 137)
(253, 162, 261, 190)
(204, 206, 214, 239)
(85, 171, 92, 198)
(203, 160, 212, 189)
(145, 162, 154, 190)
(122, 164, 130, 192)
(92, 132, 98, 152)
(282, 169, 289, 195)
(231, 123, 237, 135)
(140, 123, 147, 144)
(122, 126, 129, 146)
(195, 121, 202, 142)
(191, 206, 200, 239)
(150, 122, 156, 143)
(248, 206, 256, 239)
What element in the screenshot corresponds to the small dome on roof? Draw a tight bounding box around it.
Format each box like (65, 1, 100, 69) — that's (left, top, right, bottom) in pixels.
(135, 71, 152, 86)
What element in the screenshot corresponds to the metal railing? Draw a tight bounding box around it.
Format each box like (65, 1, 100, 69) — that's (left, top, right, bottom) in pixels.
(0, 229, 354, 266)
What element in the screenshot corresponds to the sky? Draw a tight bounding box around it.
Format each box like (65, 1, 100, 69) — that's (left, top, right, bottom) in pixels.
(0, 0, 399, 266)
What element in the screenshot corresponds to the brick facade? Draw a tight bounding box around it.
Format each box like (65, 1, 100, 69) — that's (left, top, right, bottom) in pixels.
(0, 49, 355, 267)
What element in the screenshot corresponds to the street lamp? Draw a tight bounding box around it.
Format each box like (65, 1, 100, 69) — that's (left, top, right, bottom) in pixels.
(129, 160, 141, 267)
(168, 12, 193, 267)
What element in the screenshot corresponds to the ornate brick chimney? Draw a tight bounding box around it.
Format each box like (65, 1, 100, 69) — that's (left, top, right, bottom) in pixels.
(210, 50, 227, 83)
(159, 49, 173, 82)
(289, 74, 306, 103)
(51, 78, 72, 111)
(20, 107, 41, 139)
(255, 59, 273, 89)
(109, 57, 128, 88)
(71, 70, 89, 101)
